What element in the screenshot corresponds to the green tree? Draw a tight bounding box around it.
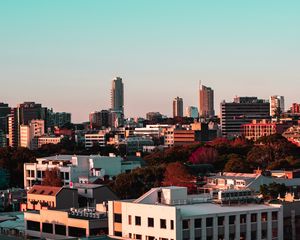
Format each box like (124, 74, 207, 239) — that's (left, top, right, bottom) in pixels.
(223, 154, 251, 173)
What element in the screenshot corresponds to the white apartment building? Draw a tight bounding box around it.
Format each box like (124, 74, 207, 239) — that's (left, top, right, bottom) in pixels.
(38, 136, 61, 148)
(108, 186, 283, 240)
(84, 131, 106, 148)
(20, 119, 45, 149)
(24, 154, 141, 189)
(134, 125, 171, 138)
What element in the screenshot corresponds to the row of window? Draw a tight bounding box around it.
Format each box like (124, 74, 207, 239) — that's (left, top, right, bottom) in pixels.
(114, 232, 172, 240)
(27, 220, 106, 237)
(182, 212, 278, 229)
(114, 214, 174, 230)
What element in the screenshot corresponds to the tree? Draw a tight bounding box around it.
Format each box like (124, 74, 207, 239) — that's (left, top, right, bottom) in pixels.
(163, 162, 195, 192)
(260, 183, 287, 199)
(223, 154, 251, 173)
(42, 168, 63, 187)
(189, 147, 218, 164)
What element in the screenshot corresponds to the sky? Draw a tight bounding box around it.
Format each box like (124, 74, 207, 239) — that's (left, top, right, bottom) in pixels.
(0, 1, 299, 123)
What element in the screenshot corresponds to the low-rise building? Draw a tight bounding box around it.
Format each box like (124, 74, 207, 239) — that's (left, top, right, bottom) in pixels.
(242, 120, 291, 141)
(24, 154, 142, 189)
(73, 183, 118, 208)
(108, 186, 283, 240)
(85, 131, 107, 148)
(24, 204, 108, 239)
(38, 135, 61, 148)
(21, 185, 78, 211)
(204, 172, 300, 196)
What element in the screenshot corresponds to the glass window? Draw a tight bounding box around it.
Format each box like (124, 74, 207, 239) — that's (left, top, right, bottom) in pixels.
(160, 219, 167, 229)
(114, 213, 122, 223)
(229, 216, 235, 225)
(272, 212, 278, 221)
(128, 215, 132, 225)
(251, 213, 257, 222)
(135, 216, 141, 226)
(182, 219, 190, 229)
(218, 216, 225, 226)
(240, 214, 247, 224)
(195, 218, 201, 228)
(170, 220, 174, 230)
(206, 217, 213, 227)
(148, 217, 154, 227)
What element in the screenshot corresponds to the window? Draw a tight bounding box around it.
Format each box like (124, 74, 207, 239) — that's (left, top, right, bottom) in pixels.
(272, 211, 278, 221)
(195, 218, 201, 228)
(114, 231, 122, 237)
(218, 216, 224, 226)
(229, 215, 235, 225)
(68, 226, 86, 238)
(148, 217, 154, 227)
(27, 220, 40, 231)
(55, 224, 66, 236)
(182, 219, 190, 229)
(240, 214, 247, 224)
(65, 172, 69, 180)
(114, 213, 122, 223)
(251, 213, 257, 222)
(160, 219, 167, 229)
(135, 216, 141, 226)
(170, 220, 174, 230)
(128, 215, 132, 225)
(147, 236, 155, 240)
(261, 212, 268, 222)
(136, 234, 142, 239)
(206, 217, 213, 227)
(84, 189, 88, 194)
(42, 222, 53, 234)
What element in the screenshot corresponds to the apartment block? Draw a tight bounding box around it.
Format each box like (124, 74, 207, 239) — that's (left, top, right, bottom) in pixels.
(24, 204, 108, 239)
(24, 155, 141, 189)
(108, 186, 283, 240)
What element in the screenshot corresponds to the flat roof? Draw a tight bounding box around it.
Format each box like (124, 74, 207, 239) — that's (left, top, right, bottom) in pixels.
(177, 203, 280, 217)
(73, 183, 104, 189)
(38, 155, 90, 161)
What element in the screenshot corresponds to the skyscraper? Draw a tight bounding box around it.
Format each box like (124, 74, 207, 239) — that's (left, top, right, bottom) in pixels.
(199, 84, 215, 118)
(111, 77, 124, 114)
(185, 106, 199, 118)
(0, 103, 11, 147)
(221, 97, 270, 138)
(8, 102, 47, 147)
(269, 95, 284, 117)
(173, 97, 183, 117)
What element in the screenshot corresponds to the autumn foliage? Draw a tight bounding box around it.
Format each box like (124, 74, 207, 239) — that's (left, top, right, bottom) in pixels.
(42, 168, 63, 187)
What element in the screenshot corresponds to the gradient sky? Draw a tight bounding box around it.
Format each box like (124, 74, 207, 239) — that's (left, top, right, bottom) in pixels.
(0, 1, 299, 122)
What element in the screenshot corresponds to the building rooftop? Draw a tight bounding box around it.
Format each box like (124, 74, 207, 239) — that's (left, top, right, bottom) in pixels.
(177, 202, 279, 217)
(73, 183, 104, 189)
(28, 185, 63, 196)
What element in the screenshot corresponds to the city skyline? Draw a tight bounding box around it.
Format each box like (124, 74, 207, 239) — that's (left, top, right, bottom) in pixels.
(0, 1, 299, 122)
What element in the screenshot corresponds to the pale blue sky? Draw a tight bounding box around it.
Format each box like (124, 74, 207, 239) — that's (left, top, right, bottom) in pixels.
(0, 1, 299, 122)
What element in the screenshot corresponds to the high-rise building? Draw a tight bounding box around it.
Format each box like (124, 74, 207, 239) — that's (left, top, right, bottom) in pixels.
(199, 84, 214, 118)
(0, 103, 11, 147)
(270, 95, 284, 117)
(185, 106, 199, 118)
(89, 110, 110, 129)
(8, 102, 47, 147)
(173, 97, 183, 118)
(221, 97, 270, 138)
(111, 77, 124, 114)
